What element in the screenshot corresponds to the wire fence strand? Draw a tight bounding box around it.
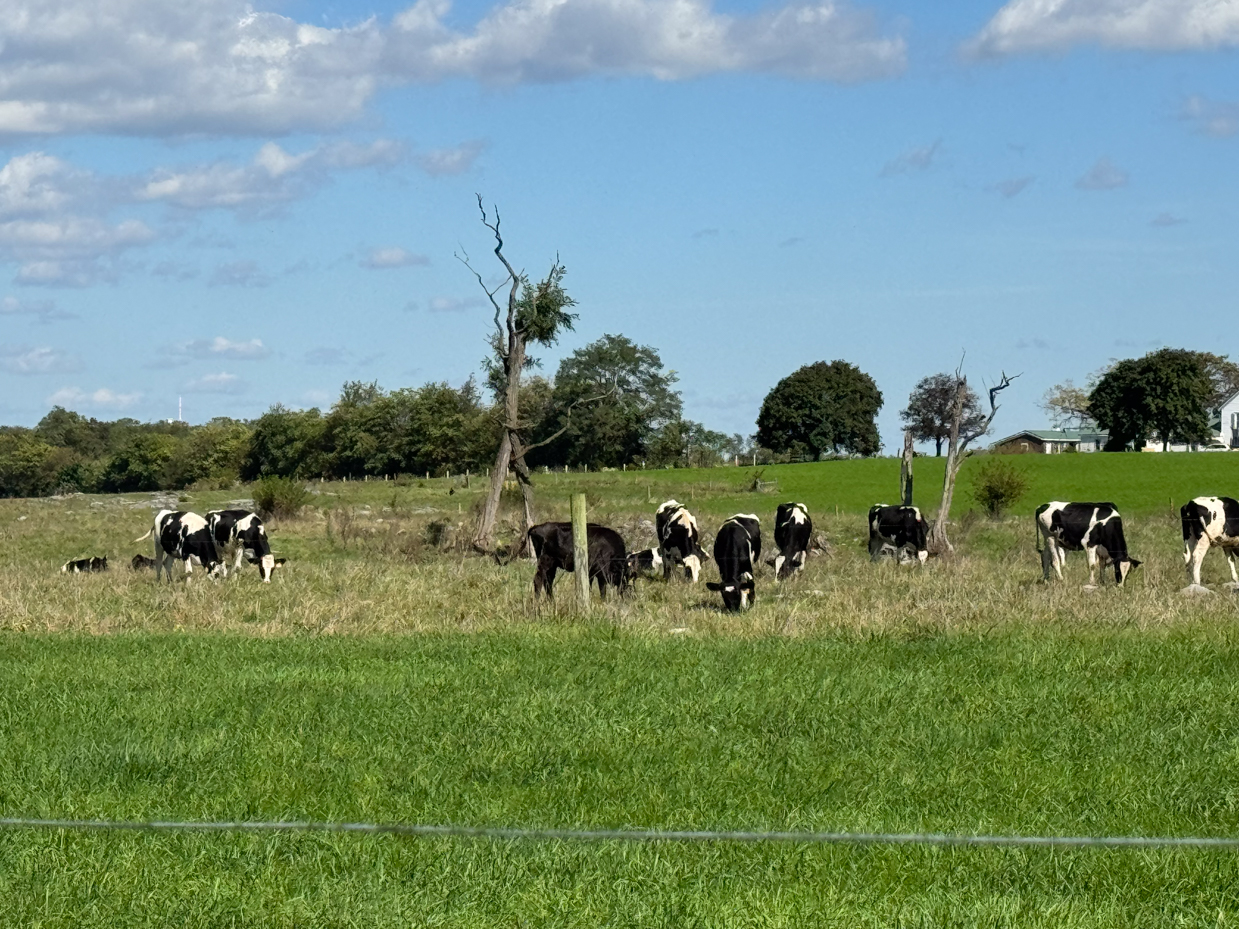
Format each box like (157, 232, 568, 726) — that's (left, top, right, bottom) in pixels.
(2, 818, 1239, 849)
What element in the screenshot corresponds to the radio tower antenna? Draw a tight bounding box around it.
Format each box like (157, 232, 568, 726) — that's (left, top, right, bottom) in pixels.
(178, 396, 183, 423)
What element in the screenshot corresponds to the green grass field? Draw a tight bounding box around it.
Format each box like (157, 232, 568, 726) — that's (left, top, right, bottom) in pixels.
(4, 453, 1239, 925)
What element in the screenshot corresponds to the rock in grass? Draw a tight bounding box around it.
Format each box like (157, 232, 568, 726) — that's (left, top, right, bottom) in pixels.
(1181, 584, 1213, 596)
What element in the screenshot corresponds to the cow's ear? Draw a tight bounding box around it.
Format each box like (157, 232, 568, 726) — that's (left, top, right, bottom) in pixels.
(706, 582, 723, 591)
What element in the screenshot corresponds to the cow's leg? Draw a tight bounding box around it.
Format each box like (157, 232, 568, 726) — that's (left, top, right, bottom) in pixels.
(1187, 535, 1211, 587)
(232, 544, 245, 576)
(1226, 548, 1239, 587)
(1084, 545, 1099, 587)
(533, 556, 557, 599)
(661, 547, 675, 581)
(1048, 540, 1065, 582)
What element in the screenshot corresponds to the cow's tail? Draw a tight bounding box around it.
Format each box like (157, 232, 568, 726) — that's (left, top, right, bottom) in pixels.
(132, 527, 154, 544)
(1033, 504, 1049, 554)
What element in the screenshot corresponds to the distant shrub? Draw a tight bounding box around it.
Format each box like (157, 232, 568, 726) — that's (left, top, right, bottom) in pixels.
(252, 476, 310, 520)
(971, 458, 1029, 518)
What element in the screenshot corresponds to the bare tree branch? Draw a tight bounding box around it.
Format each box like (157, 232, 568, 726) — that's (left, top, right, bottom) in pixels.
(455, 247, 510, 347)
(960, 371, 1021, 449)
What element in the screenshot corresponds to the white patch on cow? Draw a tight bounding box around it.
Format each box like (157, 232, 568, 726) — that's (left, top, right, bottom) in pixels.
(650, 549, 663, 569)
(669, 508, 699, 535)
(656, 499, 682, 516)
(787, 504, 808, 525)
(917, 549, 928, 565)
(236, 514, 258, 532)
(683, 552, 701, 582)
(740, 588, 750, 609)
(774, 554, 786, 576)
(730, 513, 760, 522)
(259, 553, 275, 582)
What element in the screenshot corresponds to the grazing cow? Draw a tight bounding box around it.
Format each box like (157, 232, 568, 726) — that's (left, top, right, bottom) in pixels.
(130, 554, 157, 570)
(1035, 502, 1141, 587)
(868, 505, 929, 564)
(527, 521, 629, 601)
(62, 556, 108, 574)
(773, 502, 812, 579)
(133, 509, 226, 583)
(1181, 496, 1239, 588)
(655, 500, 708, 582)
(207, 509, 276, 582)
(707, 514, 761, 611)
(625, 547, 663, 579)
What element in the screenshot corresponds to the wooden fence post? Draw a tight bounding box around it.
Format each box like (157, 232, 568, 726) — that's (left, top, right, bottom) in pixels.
(571, 493, 590, 611)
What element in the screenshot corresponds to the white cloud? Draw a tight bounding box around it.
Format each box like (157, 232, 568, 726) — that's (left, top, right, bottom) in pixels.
(387, 0, 905, 83)
(136, 140, 406, 212)
(47, 386, 141, 409)
(0, 295, 73, 321)
(0, 0, 904, 139)
(415, 140, 486, 176)
(0, 345, 82, 375)
(1075, 157, 1128, 190)
(360, 246, 430, 269)
(880, 140, 940, 177)
(184, 371, 247, 394)
(967, 0, 1239, 57)
(153, 336, 270, 366)
(1181, 95, 1239, 138)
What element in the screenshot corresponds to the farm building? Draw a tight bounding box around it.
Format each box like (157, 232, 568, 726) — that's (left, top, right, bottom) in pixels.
(991, 429, 1109, 454)
(1216, 389, 1239, 449)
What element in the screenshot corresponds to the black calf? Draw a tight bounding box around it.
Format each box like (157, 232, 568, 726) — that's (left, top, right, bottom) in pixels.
(527, 521, 629, 600)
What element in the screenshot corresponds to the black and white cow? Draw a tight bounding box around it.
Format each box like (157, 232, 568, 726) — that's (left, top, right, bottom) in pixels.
(655, 499, 708, 582)
(130, 554, 157, 570)
(625, 547, 663, 579)
(1035, 502, 1141, 588)
(773, 502, 812, 580)
(207, 509, 276, 582)
(134, 509, 226, 583)
(62, 556, 108, 574)
(707, 514, 761, 611)
(1181, 496, 1239, 588)
(527, 521, 629, 601)
(868, 505, 929, 565)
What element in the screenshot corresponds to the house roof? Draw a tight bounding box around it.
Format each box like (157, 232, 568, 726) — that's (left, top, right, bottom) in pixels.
(994, 429, 1082, 444)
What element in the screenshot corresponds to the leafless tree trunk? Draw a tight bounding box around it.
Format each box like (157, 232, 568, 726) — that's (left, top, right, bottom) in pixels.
(900, 430, 914, 506)
(927, 365, 1019, 555)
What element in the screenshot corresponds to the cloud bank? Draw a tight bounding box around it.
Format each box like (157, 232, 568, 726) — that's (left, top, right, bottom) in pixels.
(968, 0, 1239, 57)
(0, 0, 906, 137)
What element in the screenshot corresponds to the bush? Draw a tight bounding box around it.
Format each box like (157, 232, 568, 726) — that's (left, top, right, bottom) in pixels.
(971, 458, 1029, 519)
(252, 476, 311, 520)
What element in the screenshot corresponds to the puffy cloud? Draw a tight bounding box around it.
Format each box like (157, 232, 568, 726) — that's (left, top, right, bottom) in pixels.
(0, 0, 905, 139)
(152, 336, 270, 367)
(47, 386, 141, 409)
(0, 295, 73, 321)
(880, 140, 940, 177)
(184, 371, 247, 393)
(386, 0, 906, 83)
(0, 345, 82, 375)
(967, 0, 1239, 57)
(0, 0, 383, 136)
(415, 140, 486, 176)
(135, 140, 406, 212)
(360, 246, 430, 269)
(1181, 95, 1239, 138)
(1075, 157, 1128, 190)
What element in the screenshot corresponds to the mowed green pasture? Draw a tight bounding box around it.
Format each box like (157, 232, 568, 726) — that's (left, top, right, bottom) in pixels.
(4, 454, 1239, 925)
(4, 632, 1239, 927)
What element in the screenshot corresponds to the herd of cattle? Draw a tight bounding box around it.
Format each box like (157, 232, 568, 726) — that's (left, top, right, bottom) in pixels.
(58, 493, 1239, 606)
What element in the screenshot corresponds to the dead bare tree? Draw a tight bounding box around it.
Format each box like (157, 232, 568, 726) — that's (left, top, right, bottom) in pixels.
(927, 363, 1019, 554)
(460, 197, 608, 553)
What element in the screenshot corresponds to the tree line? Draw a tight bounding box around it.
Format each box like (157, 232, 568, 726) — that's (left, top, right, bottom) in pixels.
(0, 334, 751, 498)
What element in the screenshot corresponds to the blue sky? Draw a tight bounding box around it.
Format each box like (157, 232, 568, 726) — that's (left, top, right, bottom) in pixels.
(0, 0, 1235, 452)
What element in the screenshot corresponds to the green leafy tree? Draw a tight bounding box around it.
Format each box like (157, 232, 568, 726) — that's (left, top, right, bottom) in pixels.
(0, 431, 60, 497)
(646, 418, 732, 468)
(539, 334, 681, 469)
(1089, 348, 1213, 451)
(756, 360, 883, 458)
(242, 406, 327, 479)
(901, 373, 987, 455)
(100, 433, 181, 492)
(165, 418, 253, 488)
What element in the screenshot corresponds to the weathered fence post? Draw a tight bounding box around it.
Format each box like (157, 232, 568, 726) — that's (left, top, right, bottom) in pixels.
(571, 493, 590, 611)
(900, 430, 914, 506)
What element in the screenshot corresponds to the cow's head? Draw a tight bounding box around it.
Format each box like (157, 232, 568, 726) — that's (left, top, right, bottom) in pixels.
(707, 572, 755, 611)
(1116, 556, 1142, 585)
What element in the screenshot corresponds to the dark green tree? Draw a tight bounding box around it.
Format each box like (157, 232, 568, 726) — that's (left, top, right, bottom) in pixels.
(540, 334, 681, 469)
(901, 373, 986, 455)
(756, 360, 883, 458)
(1089, 349, 1213, 451)
(241, 406, 327, 479)
(99, 433, 181, 492)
